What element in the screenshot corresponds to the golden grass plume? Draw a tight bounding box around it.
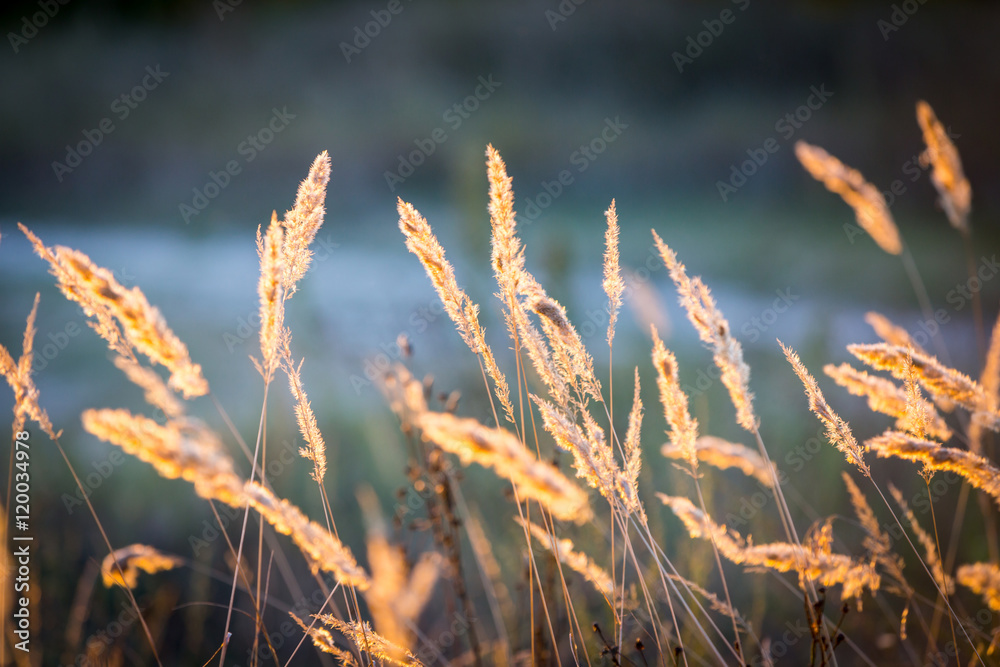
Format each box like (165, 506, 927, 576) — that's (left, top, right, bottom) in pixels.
(794, 141, 902, 255)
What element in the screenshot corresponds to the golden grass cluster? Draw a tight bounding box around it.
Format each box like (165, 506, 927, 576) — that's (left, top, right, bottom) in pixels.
(6, 99, 1000, 666)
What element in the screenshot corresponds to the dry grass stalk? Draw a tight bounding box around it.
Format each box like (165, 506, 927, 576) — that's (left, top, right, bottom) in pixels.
(21, 224, 208, 398)
(280, 150, 331, 293)
(842, 472, 912, 612)
(662, 435, 775, 487)
(888, 484, 953, 595)
(100, 544, 183, 589)
(602, 199, 624, 346)
(916, 101, 971, 233)
(621, 368, 644, 514)
(659, 494, 880, 600)
(518, 518, 615, 602)
(849, 343, 996, 421)
(824, 362, 951, 442)
(780, 342, 868, 475)
(290, 613, 358, 664)
(81, 408, 371, 589)
(653, 231, 756, 431)
(867, 430, 1000, 509)
(256, 213, 285, 380)
(316, 615, 424, 667)
(650, 326, 699, 471)
(956, 563, 1000, 612)
(794, 141, 902, 255)
(665, 573, 752, 634)
(281, 346, 327, 484)
(0, 294, 58, 440)
(112, 355, 184, 420)
(396, 198, 514, 423)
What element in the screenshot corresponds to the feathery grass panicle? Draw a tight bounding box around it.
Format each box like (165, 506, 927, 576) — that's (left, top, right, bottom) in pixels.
(650, 326, 699, 471)
(257, 213, 285, 380)
(794, 141, 902, 255)
(518, 518, 615, 602)
(81, 409, 245, 504)
(916, 101, 971, 233)
(100, 544, 182, 589)
(21, 224, 208, 398)
(317, 615, 424, 667)
(780, 341, 868, 475)
(602, 199, 624, 346)
(382, 362, 594, 522)
(397, 198, 514, 423)
(81, 408, 371, 588)
(659, 494, 880, 600)
(416, 408, 593, 524)
(842, 473, 910, 597)
(485, 146, 573, 408)
(280, 150, 331, 293)
(528, 291, 601, 402)
(621, 368, 644, 515)
(112, 356, 184, 420)
(652, 231, 756, 431)
(849, 343, 993, 416)
(532, 395, 621, 511)
(824, 362, 951, 442)
(0, 293, 57, 439)
(864, 312, 927, 355)
(957, 563, 1000, 612)
(290, 613, 358, 664)
(486, 145, 524, 296)
(662, 435, 775, 488)
(888, 483, 954, 595)
(20, 224, 127, 357)
(282, 351, 327, 484)
(867, 430, 1000, 508)
(242, 481, 371, 588)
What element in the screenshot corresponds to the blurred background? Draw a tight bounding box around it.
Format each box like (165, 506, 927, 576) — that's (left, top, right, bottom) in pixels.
(2, 0, 1000, 664)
